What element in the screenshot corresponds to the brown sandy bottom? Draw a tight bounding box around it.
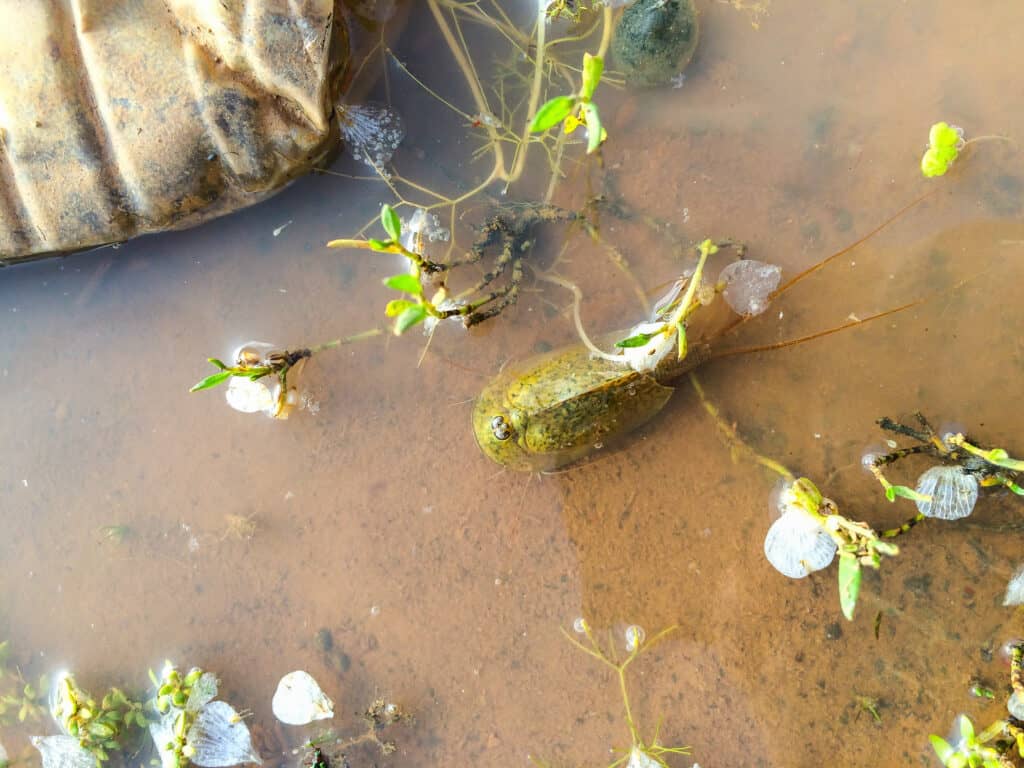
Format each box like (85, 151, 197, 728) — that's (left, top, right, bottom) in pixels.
(2, 2, 1024, 767)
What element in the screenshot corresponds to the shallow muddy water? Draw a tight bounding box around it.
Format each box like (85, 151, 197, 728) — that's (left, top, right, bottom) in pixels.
(3, 2, 1024, 767)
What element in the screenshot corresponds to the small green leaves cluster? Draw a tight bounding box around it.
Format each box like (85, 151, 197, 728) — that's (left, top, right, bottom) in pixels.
(530, 52, 607, 154)
(921, 122, 964, 178)
(190, 357, 275, 394)
(0, 641, 48, 726)
(930, 715, 1002, 768)
(149, 665, 205, 716)
(53, 674, 147, 763)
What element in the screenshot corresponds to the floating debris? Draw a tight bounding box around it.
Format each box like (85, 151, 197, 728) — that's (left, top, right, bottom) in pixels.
(718, 260, 782, 317)
(272, 221, 293, 237)
(337, 103, 405, 169)
(187, 701, 261, 767)
(31, 736, 94, 768)
(271, 671, 334, 726)
(764, 508, 837, 579)
(1004, 564, 1024, 606)
(914, 465, 979, 520)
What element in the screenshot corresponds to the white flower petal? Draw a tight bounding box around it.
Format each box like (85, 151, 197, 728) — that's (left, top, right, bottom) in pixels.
(31, 736, 94, 768)
(225, 377, 275, 414)
(187, 672, 219, 713)
(187, 701, 261, 767)
(1004, 563, 1024, 607)
(764, 510, 836, 579)
(272, 671, 334, 726)
(914, 466, 978, 520)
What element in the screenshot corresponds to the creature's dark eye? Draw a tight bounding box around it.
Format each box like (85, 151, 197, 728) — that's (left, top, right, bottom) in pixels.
(490, 415, 512, 441)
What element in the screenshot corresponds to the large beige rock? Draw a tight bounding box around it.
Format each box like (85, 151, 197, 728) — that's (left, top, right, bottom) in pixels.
(0, 1, 390, 265)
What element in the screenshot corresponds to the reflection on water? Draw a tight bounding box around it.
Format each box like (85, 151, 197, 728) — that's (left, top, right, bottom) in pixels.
(2, 2, 1024, 767)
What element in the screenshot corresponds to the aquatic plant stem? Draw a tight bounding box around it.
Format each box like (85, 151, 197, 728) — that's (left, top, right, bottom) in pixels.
(507, 1, 550, 187)
(688, 372, 795, 481)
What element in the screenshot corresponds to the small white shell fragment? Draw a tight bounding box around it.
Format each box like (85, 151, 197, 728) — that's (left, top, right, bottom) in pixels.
(914, 466, 979, 520)
(1008, 690, 1024, 720)
(225, 377, 276, 414)
(31, 736, 95, 768)
(718, 260, 782, 317)
(1003, 563, 1024, 607)
(626, 746, 661, 768)
(188, 701, 262, 767)
(764, 510, 837, 579)
(272, 671, 334, 726)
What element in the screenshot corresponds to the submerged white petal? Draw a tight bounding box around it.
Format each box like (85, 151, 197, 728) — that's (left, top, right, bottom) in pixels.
(149, 713, 178, 768)
(187, 701, 261, 767)
(1004, 564, 1024, 607)
(225, 377, 275, 414)
(626, 746, 660, 768)
(1008, 690, 1024, 720)
(718, 260, 782, 317)
(31, 736, 94, 768)
(764, 510, 836, 579)
(914, 466, 978, 520)
(187, 672, 219, 713)
(272, 671, 334, 726)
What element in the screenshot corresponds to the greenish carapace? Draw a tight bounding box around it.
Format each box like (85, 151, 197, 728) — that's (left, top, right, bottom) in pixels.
(473, 337, 711, 472)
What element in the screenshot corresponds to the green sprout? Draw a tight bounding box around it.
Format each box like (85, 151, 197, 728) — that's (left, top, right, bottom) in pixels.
(930, 715, 1003, 768)
(530, 51, 607, 154)
(929, 642, 1024, 767)
(554, 621, 692, 768)
(0, 643, 48, 727)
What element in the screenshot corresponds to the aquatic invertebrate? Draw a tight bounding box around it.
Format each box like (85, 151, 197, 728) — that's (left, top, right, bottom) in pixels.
(473, 205, 922, 473)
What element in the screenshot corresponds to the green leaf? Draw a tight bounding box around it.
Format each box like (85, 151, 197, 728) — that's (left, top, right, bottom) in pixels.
(929, 734, 955, 764)
(872, 541, 899, 557)
(385, 299, 416, 317)
(380, 204, 402, 242)
(190, 371, 233, 393)
(615, 331, 656, 348)
(383, 274, 423, 295)
(394, 305, 427, 335)
(580, 53, 604, 101)
(582, 102, 606, 154)
(837, 554, 861, 621)
(530, 96, 576, 133)
(888, 484, 926, 502)
(368, 238, 390, 251)
(958, 714, 975, 744)
(207, 358, 228, 370)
